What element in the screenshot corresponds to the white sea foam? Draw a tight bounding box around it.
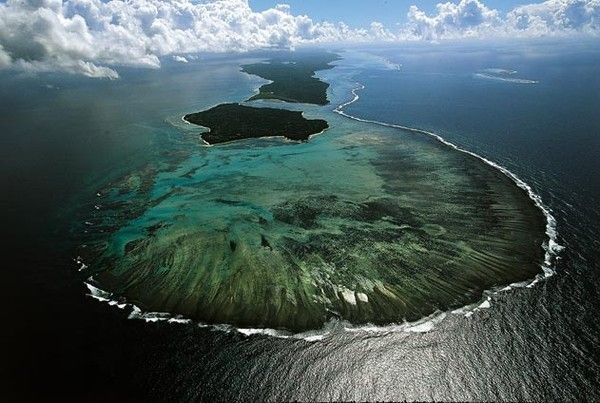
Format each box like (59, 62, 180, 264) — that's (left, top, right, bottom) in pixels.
(379, 57, 402, 71)
(85, 282, 112, 302)
(83, 270, 521, 340)
(74, 256, 88, 272)
(334, 81, 562, 278)
(404, 312, 447, 333)
(85, 275, 445, 340)
(478, 299, 492, 309)
(333, 81, 563, 319)
(86, 279, 193, 323)
(339, 311, 448, 334)
(474, 72, 538, 84)
(482, 68, 517, 75)
(84, 277, 332, 340)
(129, 308, 191, 324)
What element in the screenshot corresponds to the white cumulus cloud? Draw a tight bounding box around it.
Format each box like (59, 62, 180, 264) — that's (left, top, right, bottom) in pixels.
(405, 0, 600, 39)
(172, 55, 188, 63)
(507, 0, 600, 35)
(406, 0, 501, 40)
(0, 0, 366, 78)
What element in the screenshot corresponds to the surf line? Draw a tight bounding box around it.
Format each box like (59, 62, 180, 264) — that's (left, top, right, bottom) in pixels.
(333, 82, 563, 280)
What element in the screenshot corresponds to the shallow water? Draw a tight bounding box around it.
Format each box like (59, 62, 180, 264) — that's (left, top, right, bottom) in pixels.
(2, 41, 599, 400)
(79, 51, 548, 333)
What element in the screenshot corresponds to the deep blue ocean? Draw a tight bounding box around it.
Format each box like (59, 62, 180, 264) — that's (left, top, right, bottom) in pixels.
(1, 40, 599, 400)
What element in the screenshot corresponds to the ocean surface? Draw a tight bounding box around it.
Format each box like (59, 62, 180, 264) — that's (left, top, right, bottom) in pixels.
(1, 40, 599, 400)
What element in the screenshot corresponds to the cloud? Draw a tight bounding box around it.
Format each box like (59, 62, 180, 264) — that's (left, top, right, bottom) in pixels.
(0, 0, 361, 78)
(406, 0, 600, 39)
(0, 0, 598, 78)
(406, 0, 501, 40)
(172, 55, 188, 63)
(0, 44, 12, 68)
(507, 0, 600, 34)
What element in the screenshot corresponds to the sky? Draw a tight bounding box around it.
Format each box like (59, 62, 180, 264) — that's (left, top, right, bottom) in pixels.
(0, 0, 599, 79)
(250, 0, 534, 27)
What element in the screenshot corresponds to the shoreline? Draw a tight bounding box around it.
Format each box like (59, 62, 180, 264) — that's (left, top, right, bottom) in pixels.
(333, 82, 562, 278)
(182, 103, 328, 145)
(179, 111, 329, 147)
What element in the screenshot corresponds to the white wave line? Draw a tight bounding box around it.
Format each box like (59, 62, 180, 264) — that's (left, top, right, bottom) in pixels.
(84, 275, 461, 340)
(333, 82, 563, 280)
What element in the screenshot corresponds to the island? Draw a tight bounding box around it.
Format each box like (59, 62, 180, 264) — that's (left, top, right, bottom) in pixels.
(183, 103, 329, 145)
(241, 51, 340, 105)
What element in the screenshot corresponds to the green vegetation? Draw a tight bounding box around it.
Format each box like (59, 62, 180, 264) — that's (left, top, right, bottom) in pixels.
(184, 103, 328, 145)
(242, 51, 340, 105)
